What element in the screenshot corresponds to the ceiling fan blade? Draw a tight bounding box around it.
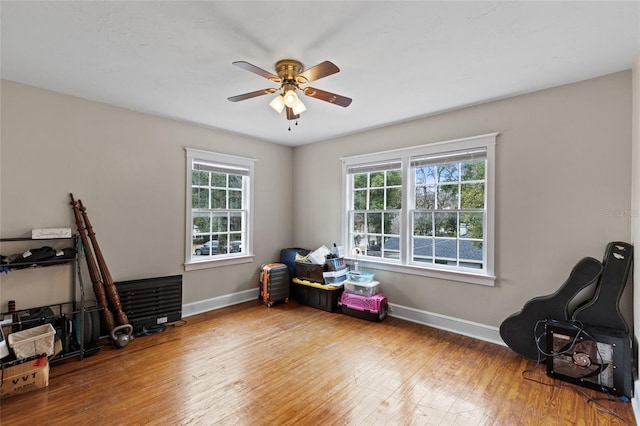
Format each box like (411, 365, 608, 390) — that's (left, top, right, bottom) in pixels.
(232, 61, 280, 82)
(297, 61, 340, 83)
(286, 107, 299, 121)
(302, 87, 352, 107)
(228, 88, 277, 102)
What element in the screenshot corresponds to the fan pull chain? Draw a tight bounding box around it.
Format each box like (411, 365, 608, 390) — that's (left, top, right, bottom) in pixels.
(287, 120, 299, 132)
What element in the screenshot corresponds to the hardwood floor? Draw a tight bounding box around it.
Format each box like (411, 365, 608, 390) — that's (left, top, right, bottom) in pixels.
(0, 300, 636, 425)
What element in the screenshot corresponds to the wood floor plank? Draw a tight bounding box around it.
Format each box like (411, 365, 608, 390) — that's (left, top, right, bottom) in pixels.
(0, 300, 635, 425)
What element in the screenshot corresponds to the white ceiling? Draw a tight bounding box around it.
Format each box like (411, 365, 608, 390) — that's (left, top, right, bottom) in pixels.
(2, 1, 639, 146)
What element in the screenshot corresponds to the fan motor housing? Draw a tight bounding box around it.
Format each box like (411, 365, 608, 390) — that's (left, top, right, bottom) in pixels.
(275, 59, 304, 81)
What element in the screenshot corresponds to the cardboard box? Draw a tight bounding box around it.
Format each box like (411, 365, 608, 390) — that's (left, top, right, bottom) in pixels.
(0, 356, 50, 398)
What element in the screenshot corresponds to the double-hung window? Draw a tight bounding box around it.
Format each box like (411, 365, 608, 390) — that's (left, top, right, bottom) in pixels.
(343, 133, 496, 285)
(411, 148, 487, 269)
(185, 148, 254, 270)
(348, 160, 403, 260)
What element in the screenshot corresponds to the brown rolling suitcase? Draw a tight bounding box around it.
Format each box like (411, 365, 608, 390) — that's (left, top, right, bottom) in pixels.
(259, 263, 290, 307)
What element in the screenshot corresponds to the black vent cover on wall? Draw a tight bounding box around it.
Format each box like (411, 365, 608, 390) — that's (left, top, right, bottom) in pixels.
(115, 275, 182, 335)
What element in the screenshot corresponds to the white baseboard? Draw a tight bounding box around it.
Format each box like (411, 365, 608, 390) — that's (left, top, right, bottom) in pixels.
(181, 290, 504, 346)
(182, 288, 258, 318)
(389, 303, 504, 346)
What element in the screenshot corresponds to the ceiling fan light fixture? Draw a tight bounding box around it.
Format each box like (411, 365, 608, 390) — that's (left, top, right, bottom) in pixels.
(283, 89, 299, 108)
(269, 94, 285, 113)
(229, 59, 352, 128)
(292, 98, 307, 115)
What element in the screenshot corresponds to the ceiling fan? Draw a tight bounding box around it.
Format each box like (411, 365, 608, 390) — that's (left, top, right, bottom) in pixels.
(227, 59, 352, 129)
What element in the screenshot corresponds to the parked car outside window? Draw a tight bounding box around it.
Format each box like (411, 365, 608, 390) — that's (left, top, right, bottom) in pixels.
(194, 240, 219, 255)
(229, 241, 242, 253)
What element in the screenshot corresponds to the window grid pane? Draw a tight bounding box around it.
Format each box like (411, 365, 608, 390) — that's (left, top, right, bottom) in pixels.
(349, 168, 402, 260)
(411, 211, 484, 268)
(410, 157, 486, 270)
(191, 164, 247, 258)
(411, 159, 486, 269)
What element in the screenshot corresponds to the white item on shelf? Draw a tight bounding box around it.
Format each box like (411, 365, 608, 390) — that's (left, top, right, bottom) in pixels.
(31, 228, 72, 239)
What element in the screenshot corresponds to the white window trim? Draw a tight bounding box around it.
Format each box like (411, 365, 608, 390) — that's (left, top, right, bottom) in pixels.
(341, 133, 498, 286)
(184, 147, 255, 271)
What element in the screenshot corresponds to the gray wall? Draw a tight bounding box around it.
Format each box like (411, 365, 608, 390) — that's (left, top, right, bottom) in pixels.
(293, 71, 632, 327)
(0, 80, 293, 309)
(1, 71, 633, 330)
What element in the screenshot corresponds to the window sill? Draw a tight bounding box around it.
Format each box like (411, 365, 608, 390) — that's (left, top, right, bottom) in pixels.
(184, 254, 254, 271)
(346, 257, 496, 286)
